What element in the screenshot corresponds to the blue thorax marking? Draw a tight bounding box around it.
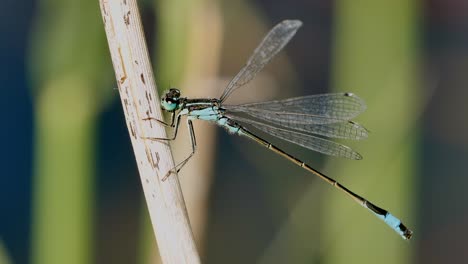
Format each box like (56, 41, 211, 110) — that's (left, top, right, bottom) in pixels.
(178, 100, 241, 134)
(179, 100, 223, 121)
(188, 107, 220, 121)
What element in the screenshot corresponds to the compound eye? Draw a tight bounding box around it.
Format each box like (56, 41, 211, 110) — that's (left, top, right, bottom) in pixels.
(169, 88, 181, 98)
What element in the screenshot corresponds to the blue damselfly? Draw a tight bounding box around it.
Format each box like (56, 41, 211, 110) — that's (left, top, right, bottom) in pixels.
(144, 20, 412, 240)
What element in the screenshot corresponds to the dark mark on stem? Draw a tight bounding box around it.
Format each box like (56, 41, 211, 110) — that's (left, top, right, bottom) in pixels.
(155, 152, 160, 170)
(123, 98, 129, 113)
(145, 92, 153, 113)
(118, 48, 127, 83)
(102, 3, 107, 15)
(145, 110, 153, 128)
(129, 122, 136, 139)
(124, 11, 130, 26)
(145, 148, 152, 164)
(149, 151, 157, 169)
(145, 148, 158, 169)
(140, 73, 146, 84)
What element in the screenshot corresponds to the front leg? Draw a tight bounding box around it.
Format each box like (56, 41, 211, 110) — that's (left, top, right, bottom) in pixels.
(142, 115, 182, 141)
(143, 111, 176, 127)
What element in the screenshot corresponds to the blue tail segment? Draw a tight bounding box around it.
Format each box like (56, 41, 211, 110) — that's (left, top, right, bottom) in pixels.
(365, 202, 412, 240)
(383, 213, 412, 239)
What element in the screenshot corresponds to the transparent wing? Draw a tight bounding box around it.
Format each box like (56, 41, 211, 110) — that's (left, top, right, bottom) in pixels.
(230, 116, 363, 160)
(219, 20, 302, 102)
(225, 93, 367, 124)
(295, 121, 368, 140)
(228, 110, 368, 140)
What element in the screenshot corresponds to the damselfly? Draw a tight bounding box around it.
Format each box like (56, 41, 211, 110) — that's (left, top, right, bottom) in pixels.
(144, 20, 412, 240)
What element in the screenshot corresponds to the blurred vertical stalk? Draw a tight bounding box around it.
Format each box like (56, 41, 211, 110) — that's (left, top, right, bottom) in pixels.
(140, 0, 222, 263)
(32, 80, 97, 264)
(322, 0, 420, 263)
(29, 0, 111, 263)
(0, 241, 12, 264)
(154, 0, 194, 90)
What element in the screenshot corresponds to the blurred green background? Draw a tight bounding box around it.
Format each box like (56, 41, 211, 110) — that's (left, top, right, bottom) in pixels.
(1, 0, 467, 263)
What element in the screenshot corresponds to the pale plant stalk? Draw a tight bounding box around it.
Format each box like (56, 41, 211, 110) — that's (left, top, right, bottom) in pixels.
(99, 0, 200, 263)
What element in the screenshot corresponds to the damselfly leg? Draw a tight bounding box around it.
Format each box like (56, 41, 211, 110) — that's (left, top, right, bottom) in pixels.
(143, 111, 176, 127)
(143, 117, 198, 181)
(142, 115, 182, 141)
(162, 120, 197, 181)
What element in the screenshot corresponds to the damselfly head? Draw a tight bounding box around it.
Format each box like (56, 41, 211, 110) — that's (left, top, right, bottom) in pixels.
(161, 88, 182, 112)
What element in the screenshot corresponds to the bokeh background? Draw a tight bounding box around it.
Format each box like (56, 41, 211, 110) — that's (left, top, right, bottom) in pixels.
(1, 0, 468, 263)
